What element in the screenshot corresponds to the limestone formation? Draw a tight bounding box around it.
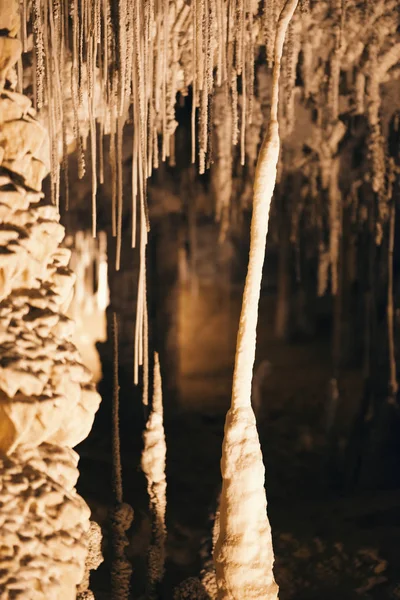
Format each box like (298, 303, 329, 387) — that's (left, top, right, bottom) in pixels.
(0, 444, 90, 599)
(77, 521, 104, 600)
(213, 1, 298, 598)
(0, 9, 102, 599)
(142, 353, 167, 595)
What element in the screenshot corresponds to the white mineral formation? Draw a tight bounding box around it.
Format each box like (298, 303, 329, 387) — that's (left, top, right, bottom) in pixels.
(213, 1, 299, 599)
(142, 353, 167, 595)
(0, 7, 102, 598)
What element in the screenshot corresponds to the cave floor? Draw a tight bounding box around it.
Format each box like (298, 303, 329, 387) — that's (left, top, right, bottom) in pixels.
(77, 286, 400, 599)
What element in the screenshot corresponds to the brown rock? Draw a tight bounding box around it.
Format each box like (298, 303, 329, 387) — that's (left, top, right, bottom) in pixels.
(0, 96, 25, 124)
(0, 37, 22, 90)
(0, 120, 47, 161)
(0, 443, 91, 599)
(0, 0, 20, 36)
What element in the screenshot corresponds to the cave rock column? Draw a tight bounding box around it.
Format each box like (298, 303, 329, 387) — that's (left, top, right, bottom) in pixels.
(0, 4, 101, 597)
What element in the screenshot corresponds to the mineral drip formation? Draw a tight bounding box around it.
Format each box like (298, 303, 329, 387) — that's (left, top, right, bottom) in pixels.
(142, 352, 167, 597)
(213, 1, 298, 598)
(0, 2, 101, 597)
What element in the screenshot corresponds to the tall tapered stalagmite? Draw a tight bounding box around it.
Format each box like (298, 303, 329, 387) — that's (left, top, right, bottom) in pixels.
(213, 1, 299, 598)
(142, 352, 167, 597)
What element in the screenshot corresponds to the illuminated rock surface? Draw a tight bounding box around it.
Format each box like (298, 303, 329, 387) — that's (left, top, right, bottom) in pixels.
(0, 13, 101, 599)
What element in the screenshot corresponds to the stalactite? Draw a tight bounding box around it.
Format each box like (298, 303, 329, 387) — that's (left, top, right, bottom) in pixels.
(188, 174, 199, 292)
(247, 5, 255, 125)
(199, 0, 209, 174)
(263, 0, 276, 68)
(116, 115, 123, 270)
(32, 0, 44, 108)
(71, 0, 86, 179)
(387, 161, 398, 402)
(161, 0, 169, 162)
(133, 0, 147, 204)
(329, 157, 341, 296)
(133, 214, 148, 385)
(283, 18, 300, 134)
(328, 26, 342, 124)
(143, 285, 149, 405)
(231, 71, 239, 147)
(212, 84, 233, 241)
(213, 2, 299, 599)
(215, 0, 223, 86)
(365, 42, 400, 242)
(21, 0, 28, 51)
(142, 352, 167, 598)
(301, 36, 313, 100)
(240, 0, 247, 166)
(132, 123, 138, 248)
(355, 70, 365, 114)
(191, 0, 198, 163)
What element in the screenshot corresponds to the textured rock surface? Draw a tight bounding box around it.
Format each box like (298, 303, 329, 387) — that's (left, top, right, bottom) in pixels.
(142, 353, 167, 594)
(77, 521, 104, 599)
(214, 408, 278, 599)
(0, 444, 91, 599)
(0, 14, 102, 599)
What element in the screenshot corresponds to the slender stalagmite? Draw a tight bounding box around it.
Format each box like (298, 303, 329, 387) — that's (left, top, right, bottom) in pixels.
(213, 1, 299, 598)
(142, 352, 167, 598)
(110, 312, 134, 600)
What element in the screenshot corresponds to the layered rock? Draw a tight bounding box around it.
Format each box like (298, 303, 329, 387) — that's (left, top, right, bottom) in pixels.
(0, 6, 101, 598)
(0, 444, 90, 600)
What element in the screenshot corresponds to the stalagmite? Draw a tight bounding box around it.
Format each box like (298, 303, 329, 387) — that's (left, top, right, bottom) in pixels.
(142, 352, 167, 597)
(0, 4, 102, 597)
(213, 1, 299, 599)
(110, 312, 133, 600)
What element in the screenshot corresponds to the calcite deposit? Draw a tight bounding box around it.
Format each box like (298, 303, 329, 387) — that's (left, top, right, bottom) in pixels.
(0, 444, 90, 600)
(0, 6, 102, 598)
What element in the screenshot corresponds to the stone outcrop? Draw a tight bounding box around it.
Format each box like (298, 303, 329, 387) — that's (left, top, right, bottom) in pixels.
(0, 4, 102, 598)
(0, 444, 90, 599)
(77, 521, 104, 600)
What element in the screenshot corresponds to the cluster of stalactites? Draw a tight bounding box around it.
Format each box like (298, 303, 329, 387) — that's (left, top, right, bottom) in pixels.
(21, 0, 400, 373)
(21, 0, 400, 230)
(298, 0, 400, 294)
(205, 0, 400, 248)
(20, 0, 273, 387)
(20, 0, 278, 230)
(219, 0, 399, 296)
